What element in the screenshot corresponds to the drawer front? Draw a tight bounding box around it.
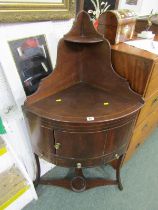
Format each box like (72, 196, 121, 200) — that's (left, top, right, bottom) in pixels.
(145, 62, 158, 98)
(54, 156, 104, 168)
(135, 110, 158, 142)
(124, 134, 142, 162)
(150, 62, 158, 80)
(103, 145, 127, 164)
(125, 110, 158, 161)
(136, 90, 158, 126)
(145, 77, 158, 98)
(54, 145, 127, 168)
(54, 130, 107, 159)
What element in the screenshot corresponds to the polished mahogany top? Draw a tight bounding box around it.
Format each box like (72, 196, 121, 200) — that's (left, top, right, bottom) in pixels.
(26, 82, 142, 124)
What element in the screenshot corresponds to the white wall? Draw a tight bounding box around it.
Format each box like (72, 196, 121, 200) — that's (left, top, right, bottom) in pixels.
(139, 0, 158, 16)
(118, 0, 158, 16)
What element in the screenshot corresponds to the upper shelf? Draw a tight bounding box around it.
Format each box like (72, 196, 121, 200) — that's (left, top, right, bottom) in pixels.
(64, 36, 104, 43)
(63, 11, 104, 44)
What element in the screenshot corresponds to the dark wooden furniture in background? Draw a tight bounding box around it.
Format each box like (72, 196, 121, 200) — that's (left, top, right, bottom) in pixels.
(98, 9, 136, 44)
(76, 0, 119, 16)
(111, 36, 158, 161)
(23, 11, 143, 192)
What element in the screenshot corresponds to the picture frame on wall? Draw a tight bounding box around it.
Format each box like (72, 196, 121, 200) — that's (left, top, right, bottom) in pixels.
(9, 35, 53, 96)
(125, 0, 138, 5)
(0, 0, 75, 23)
(84, 0, 119, 20)
(84, 0, 119, 11)
(118, 0, 143, 14)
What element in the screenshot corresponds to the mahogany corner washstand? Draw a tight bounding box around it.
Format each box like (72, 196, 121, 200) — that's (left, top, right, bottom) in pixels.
(23, 11, 143, 192)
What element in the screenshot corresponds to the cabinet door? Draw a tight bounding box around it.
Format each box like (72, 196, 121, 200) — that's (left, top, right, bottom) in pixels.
(54, 130, 107, 159)
(27, 116, 55, 161)
(104, 121, 134, 154)
(35, 126, 55, 159)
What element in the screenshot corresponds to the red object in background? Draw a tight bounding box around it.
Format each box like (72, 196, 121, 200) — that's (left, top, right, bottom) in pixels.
(22, 38, 39, 49)
(93, 19, 99, 30)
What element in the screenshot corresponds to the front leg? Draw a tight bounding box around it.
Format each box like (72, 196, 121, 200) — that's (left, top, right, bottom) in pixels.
(33, 153, 41, 188)
(116, 155, 124, 191)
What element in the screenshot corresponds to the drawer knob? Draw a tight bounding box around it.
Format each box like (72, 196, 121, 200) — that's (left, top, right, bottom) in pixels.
(54, 143, 61, 150)
(152, 97, 158, 105)
(115, 154, 119, 159)
(142, 124, 148, 131)
(76, 163, 82, 169)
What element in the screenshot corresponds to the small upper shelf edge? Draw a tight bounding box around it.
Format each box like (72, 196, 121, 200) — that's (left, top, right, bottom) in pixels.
(64, 11, 104, 43)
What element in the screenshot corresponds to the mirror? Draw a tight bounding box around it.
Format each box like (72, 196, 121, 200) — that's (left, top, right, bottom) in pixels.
(0, 0, 75, 22)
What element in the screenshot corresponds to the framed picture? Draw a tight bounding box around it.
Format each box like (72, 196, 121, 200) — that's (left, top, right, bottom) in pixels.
(84, 0, 119, 20)
(126, 0, 138, 5)
(9, 35, 53, 96)
(0, 0, 74, 23)
(118, 0, 143, 14)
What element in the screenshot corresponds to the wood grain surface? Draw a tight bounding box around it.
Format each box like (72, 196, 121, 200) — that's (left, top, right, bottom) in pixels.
(24, 11, 143, 191)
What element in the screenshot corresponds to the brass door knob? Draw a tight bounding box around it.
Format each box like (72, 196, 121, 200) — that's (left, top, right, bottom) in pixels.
(115, 154, 119, 159)
(54, 143, 61, 150)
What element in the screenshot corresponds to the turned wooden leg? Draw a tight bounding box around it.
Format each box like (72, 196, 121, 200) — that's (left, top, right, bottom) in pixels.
(33, 153, 41, 188)
(116, 155, 123, 191)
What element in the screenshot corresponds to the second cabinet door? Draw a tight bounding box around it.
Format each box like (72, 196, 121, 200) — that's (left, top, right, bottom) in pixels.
(104, 121, 134, 154)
